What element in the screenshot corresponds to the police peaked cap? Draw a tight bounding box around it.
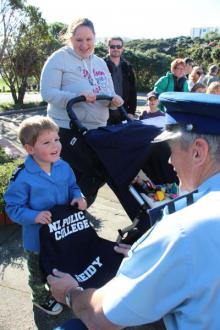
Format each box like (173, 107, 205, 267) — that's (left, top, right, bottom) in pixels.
(153, 92, 220, 143)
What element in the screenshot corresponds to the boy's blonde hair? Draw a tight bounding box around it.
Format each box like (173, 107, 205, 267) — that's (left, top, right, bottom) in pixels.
(19, 116, 59, 146)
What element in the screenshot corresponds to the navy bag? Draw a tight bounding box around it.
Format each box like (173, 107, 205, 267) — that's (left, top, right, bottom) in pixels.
(40, 205, 123, 289)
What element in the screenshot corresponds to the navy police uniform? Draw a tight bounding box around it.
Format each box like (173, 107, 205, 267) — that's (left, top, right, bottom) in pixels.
(102, 93, 220, 330)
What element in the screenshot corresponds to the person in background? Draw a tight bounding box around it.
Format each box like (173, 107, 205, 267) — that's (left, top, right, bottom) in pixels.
(190, 82, 206, 93)
(40, 18, 123, 204)
(203, 64, 219, 87)
(154, 58, 189, 111)
(187, 66, 204, 91)
(4, 116, 86, 316)
(48, 93, 220, 330)
(139, 91, 165, 119)
(183, 57, 194, 78)
(104, 37, 137, 123)
(206, 81, 220, 95)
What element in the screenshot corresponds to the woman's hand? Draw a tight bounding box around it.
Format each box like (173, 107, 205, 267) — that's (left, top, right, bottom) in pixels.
(127, 113, 136, 120)
(111, 95, 124, 108)
(81, 92, 96, 103)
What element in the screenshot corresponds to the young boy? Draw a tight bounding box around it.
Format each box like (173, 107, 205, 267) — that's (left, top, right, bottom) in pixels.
(4, 116, 87, 315)
(139, 91, 165, 119)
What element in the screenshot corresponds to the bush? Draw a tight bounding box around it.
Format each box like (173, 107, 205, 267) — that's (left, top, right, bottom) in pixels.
(0, 148, 22, 212)
(0, 148, 14, 164)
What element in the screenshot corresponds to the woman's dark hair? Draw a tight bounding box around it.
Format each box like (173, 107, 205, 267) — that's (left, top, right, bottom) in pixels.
(191, 83, 206, 93)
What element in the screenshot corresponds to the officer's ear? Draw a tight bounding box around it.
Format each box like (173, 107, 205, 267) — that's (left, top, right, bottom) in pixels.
(192, 138, 209, 165)
(24, 144, 34, 155)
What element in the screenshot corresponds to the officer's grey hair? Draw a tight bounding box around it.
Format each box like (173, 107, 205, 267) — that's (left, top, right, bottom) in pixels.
(180, 132, 220, 162)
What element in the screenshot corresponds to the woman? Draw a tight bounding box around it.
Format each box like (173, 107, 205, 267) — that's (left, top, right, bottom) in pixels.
(153, 58, 189, 111)
(40, 18, 123, 203)
(188, 66, 204, 91)
(154, 58, 189, 95)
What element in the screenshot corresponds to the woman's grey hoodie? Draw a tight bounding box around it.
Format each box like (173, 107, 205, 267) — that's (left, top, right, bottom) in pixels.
(40, 46, 116, 130)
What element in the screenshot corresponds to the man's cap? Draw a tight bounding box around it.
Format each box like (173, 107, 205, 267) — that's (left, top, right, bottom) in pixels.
(147, 91, 158, 99)
(153, 92, 220, 143)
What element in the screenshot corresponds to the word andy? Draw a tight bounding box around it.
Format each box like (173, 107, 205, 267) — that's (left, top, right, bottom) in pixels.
(75, 257, 103, 282)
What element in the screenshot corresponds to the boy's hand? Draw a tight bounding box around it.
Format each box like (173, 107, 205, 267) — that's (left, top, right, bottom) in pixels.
(35, 211, 52, 224)
(70, 197, 87, 210)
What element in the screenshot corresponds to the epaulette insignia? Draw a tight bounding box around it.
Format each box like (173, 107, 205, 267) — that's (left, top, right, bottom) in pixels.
(148, 189, 198, 226)
(10, 163, 25, 181)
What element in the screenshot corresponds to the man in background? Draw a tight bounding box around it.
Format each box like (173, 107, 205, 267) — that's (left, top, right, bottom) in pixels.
(104, 37, 137, 124)
(184, 57, 194, 78)
(203, 65, 219, 87)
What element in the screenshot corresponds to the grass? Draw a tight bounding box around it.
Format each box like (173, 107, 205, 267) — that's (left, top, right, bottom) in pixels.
(0, 101, 47, 111)
(0, 79, 10, 92)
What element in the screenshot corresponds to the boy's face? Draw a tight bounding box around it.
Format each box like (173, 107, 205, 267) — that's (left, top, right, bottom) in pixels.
(25, 129, 61, 169)
(148, 97, 158, 107)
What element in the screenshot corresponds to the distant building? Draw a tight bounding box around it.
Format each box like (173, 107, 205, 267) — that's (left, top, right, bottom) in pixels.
(190, 27, 220, 39)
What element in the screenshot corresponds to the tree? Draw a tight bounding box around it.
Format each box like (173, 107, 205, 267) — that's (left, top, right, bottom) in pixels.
(1, 5, 52, 105)
(47, 21, 66, 53)
(212, 47, 220, 65)
(94, 42, 107, 57)
(0, 0, 24, 62)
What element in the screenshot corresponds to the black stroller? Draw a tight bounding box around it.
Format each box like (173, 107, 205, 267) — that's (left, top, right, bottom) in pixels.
(63, 95, 177, 240)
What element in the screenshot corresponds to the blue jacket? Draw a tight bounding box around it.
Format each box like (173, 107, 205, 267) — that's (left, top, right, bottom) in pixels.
(4, 155, 83, 252)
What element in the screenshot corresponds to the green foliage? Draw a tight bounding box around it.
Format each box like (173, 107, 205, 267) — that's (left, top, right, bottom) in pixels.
(0, 148, 22, 211)
(1, 2, 220, 98)
(0, 149, 14, 164)
(204, 31, 220, 42)
(48, 22, 66, 40)
(1, 4, 53, 105)
(95, 43, 108, 57)
(212, 47, 220, 63)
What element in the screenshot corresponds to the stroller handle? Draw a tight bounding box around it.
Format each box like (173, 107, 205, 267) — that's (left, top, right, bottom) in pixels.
(66, 94, 131, 136)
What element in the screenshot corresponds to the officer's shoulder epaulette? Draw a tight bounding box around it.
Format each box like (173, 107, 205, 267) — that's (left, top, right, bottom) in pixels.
(10, 163, 25, 182)
(148, 189, 198, 226)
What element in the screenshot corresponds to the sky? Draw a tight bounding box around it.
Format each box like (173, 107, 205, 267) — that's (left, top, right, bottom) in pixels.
(26, 0, 220, 40)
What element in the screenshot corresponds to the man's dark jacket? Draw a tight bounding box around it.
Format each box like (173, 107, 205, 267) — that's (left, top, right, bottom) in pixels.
(104, 56, 137, 115)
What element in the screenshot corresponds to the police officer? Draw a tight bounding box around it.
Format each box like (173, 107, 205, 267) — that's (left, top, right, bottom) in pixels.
(48, 92, 220, 330)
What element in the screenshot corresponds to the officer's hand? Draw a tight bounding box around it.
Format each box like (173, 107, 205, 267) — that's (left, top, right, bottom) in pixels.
(35, 211, 52, 224)
(47, 269, 79, 304)
(114, 243, 131, 257)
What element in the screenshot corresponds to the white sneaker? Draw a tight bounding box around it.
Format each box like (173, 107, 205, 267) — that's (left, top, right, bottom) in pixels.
(34, 297, 63, 315)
